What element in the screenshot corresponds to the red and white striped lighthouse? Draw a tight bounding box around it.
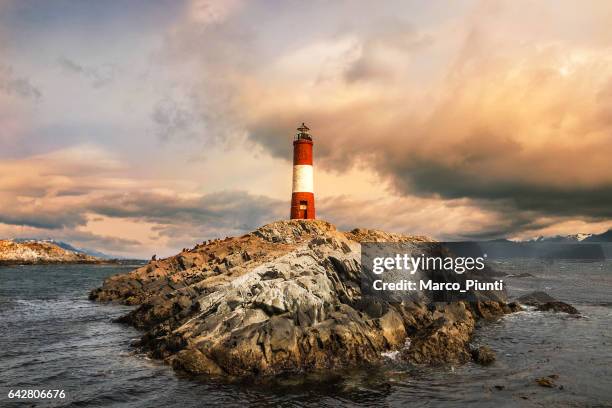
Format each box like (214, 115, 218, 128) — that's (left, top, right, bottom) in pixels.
(290, 123, 315, 219)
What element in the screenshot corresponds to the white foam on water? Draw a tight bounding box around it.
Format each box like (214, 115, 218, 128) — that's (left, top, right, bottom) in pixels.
(381, 350, 400, 360)
(381, 338, 411, 360)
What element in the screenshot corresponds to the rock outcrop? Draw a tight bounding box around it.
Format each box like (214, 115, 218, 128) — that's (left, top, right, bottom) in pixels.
(516, 291, 579, 315)
(0, 239, 102, 265)
(471, 345, 496, 365)
(91, 220, 515, 378)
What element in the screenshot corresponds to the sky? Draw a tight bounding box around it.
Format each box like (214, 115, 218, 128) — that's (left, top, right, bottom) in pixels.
(1, 0, 611, 258)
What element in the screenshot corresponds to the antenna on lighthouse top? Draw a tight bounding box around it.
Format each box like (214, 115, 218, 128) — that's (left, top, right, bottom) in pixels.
(295, 122, 312, 141)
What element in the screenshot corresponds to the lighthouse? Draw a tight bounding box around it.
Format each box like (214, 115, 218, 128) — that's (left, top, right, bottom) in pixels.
(290, 123, 315, 219)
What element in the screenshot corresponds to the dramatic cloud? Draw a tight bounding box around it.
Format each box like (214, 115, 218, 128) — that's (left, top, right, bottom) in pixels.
(157, 1, 612, 229)
(246, 38, 612, 222)
(1, 1, 611, 258)
(89, 190, 285, 238)
(0, 146, 285, 256)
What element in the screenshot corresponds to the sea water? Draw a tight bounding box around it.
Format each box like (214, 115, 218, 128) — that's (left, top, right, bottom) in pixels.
(0, 262, 610, 407)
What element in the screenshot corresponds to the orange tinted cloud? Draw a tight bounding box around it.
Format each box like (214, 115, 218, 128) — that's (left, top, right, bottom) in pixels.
(2, 0, 612, 255)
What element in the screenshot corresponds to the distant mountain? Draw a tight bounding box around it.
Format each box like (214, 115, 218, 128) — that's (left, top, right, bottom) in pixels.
(584, 229, 612, 243)
(12, 239, 114, 259)
(531, 230, 612, 243)
(0, 239, 105, 265)
(480, 229, 612, 260)
(532, 233, 593, 243)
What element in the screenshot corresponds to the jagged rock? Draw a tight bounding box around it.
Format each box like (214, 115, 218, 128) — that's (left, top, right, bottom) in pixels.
(91, 220, 515, 378)
(516, 291, 579, 315)
(535, 377, 556, 388)
(471, 345, 496, 365)
(402, 302, 475, 365)
(536, 301, 579, 315)
(470, 300, 513, 319)
(516, 291, 557, 305)
(508, 301, 523, 312)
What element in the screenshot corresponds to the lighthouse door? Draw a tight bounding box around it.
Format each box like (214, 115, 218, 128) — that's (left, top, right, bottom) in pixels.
(299, 201, 308, 219)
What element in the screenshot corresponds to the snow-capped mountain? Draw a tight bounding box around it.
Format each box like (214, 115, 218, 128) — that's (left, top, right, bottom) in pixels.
(530, 230, 611, 243)
(533, 233, 593, 243)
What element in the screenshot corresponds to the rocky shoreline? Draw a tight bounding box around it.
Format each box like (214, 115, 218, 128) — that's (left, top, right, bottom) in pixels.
(91, 220, 522, 378)
(0, 239, 105, 266)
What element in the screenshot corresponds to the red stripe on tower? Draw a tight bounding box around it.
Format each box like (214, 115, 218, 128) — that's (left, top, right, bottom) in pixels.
(290, 123, 315, 220)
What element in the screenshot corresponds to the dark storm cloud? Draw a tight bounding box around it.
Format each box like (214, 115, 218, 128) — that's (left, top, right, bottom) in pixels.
(144, 1, 612, 238)
(316, 194, 587, 241)
(237, 25, 612, 232)
(387, 156, 612, 219)
(3, 0, 611, 247)
(0, 211, 88, 230)
(0, 190, 284, 235)
(90, 190, 284, 232)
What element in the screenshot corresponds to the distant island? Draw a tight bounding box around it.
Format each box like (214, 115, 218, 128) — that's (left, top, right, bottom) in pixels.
(0, 239, 106, 265)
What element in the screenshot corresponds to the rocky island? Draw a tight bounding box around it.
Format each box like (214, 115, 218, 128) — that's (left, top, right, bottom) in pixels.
(91, 220, 522, 378)
(0, 239, 103, 265)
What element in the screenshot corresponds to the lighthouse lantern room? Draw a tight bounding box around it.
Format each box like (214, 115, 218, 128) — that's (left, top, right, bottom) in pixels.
(290, 123, 315, 220)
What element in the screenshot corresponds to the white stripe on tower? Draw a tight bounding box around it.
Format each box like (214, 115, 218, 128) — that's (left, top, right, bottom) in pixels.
(292, 165, 313, 193)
